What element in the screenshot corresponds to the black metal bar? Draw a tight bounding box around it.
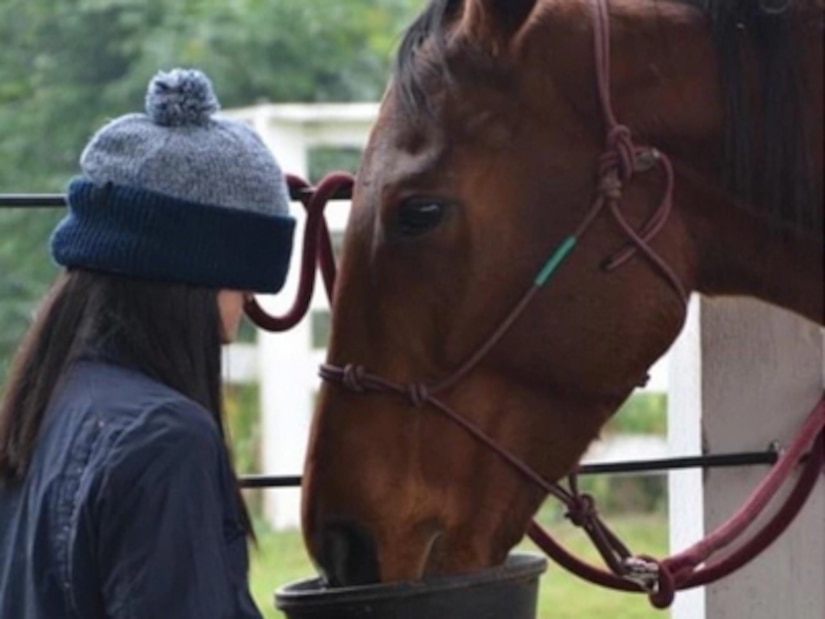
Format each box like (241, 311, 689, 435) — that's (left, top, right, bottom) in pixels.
(576, 449, 779, 476)
(0, 186, 354, 209)
(237, 448, 782, 488)
(0, 194, 66, 208)
(240, 475, 302, 489)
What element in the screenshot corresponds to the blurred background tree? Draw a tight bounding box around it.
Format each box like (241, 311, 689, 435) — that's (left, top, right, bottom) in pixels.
(0, 0, 422, 381)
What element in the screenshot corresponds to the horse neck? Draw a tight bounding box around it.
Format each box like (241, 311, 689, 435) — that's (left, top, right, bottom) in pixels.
(677, 168, 824, 325)
(638, 3, 824, 326)
(534, 0, 823, 324)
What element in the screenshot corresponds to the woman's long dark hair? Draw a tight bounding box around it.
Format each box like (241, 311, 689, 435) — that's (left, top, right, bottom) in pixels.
(0, 269, 254, 538)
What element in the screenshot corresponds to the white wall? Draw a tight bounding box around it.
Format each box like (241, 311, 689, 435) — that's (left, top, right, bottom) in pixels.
(669, 297, 824, 619)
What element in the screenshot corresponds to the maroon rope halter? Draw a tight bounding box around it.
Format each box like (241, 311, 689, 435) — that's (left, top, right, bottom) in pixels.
(247, 0, 825, 608)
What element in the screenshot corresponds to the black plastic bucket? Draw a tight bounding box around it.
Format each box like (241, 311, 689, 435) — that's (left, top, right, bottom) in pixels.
(275, 552, 547, 619)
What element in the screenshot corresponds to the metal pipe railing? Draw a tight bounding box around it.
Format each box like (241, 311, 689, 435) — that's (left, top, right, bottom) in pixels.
(0, 187, 354, 209)
(238, 447, 782, 488)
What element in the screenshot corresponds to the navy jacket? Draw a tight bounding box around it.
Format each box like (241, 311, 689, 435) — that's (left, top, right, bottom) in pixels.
(0, 360, 263, 619)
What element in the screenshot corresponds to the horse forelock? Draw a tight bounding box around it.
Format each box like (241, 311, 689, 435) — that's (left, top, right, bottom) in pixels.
(394, 0, 463, 116)
(393, 0, 822, 237)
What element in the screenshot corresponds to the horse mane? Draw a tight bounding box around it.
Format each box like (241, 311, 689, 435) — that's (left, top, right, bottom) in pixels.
(683, 0, 822, 236)
(393, 0, 823, 237)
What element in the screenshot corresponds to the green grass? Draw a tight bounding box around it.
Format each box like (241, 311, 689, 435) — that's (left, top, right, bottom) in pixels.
(249, 512, 668, 619)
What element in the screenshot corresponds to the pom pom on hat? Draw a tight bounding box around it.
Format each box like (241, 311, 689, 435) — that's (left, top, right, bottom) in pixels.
(81, 66, 289, 215)
(145, 68, 219, 127)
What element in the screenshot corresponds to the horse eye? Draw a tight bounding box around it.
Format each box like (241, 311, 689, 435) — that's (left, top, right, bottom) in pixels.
(395, 199, 447, 237)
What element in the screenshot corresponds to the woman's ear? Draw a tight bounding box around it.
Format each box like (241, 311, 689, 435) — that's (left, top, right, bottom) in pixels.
(217, 290, 246, 344)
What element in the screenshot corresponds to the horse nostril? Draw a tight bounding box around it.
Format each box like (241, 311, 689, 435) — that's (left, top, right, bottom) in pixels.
(318, 521, 380, 587)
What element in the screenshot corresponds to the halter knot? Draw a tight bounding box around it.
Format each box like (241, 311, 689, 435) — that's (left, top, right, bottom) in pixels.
(606, 125, 635, 180)
(598, 171, 623, 201)
(407, 383, 431, 408)
(566, 492, 598, 527)
(342, 364, 367, 392)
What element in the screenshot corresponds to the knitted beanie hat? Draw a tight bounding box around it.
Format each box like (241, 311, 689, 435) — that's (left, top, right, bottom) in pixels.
(50, 68, 295, 293)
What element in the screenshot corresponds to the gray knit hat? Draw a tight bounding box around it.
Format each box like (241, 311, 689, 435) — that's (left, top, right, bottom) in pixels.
(50, 68, 296, 293)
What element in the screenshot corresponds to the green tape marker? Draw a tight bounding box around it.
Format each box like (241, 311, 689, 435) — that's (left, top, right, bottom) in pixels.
(534, 236, 577, 286)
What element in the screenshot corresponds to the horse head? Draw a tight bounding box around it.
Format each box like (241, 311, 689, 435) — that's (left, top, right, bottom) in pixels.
(301, 0, 823, 586)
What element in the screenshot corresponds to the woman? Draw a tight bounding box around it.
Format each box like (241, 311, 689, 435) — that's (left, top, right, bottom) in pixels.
(0, 68, 295, 618)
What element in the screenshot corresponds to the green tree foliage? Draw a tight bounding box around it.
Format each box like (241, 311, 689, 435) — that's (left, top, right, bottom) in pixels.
(0, 0, 422, 380)
(605, 393, 667, 436)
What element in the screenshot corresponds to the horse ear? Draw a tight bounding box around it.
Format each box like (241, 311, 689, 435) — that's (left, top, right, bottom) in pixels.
(460, 0, 539, 48)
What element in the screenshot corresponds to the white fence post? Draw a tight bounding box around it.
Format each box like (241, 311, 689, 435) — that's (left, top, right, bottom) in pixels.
(669, 296, 824, 618)
(668, 296, 707, 618)
(221, 103, 379, 529)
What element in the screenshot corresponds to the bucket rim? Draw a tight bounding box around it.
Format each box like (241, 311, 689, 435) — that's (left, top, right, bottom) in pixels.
(275, 551, 548, 610)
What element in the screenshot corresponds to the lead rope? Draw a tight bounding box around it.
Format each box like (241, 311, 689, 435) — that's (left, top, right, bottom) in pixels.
(530, 404, 825, 607)
(244, 173, 351, 330)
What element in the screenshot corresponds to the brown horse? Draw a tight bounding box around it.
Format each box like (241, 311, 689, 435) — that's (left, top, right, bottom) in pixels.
(301, 0, 823, 587)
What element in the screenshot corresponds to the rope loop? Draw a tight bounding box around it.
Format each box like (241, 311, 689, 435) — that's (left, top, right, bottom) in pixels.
(342, 364, 367, 392)
(606, 125, 635, 180)
(647, 558, 676, 609)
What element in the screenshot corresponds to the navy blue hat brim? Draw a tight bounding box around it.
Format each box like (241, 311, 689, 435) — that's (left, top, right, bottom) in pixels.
(51, 178, 296, 294)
